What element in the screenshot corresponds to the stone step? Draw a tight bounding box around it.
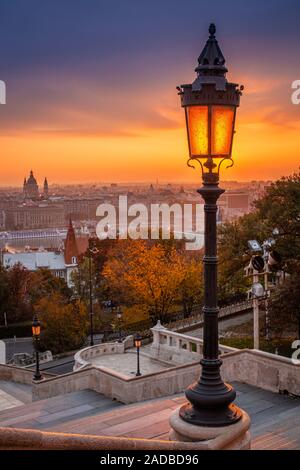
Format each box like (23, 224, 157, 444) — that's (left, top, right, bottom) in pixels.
(0, 389, 123, 430)
(0, 380, 32, 405)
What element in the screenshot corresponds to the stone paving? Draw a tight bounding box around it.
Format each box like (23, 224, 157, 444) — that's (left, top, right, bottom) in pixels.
(0, 388, 23, 411)
(0, 380, 32, 412)
(90, 351, 172, 376)
(0, 389, 123, 430)
(0, 382, 299, 449)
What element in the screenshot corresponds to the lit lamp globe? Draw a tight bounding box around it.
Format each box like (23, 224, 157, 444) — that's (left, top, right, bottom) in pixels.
(32, 315, 41, 338)
(178, 23, 243, 183)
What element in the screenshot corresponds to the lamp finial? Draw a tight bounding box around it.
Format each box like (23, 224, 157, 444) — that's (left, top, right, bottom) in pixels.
(209, 23, 216, 38)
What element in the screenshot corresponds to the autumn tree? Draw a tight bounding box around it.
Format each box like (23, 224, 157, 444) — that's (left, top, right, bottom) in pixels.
(103, 240, 187, 322)
(179, 255, 203, 317)
(35, 293, 88, 354)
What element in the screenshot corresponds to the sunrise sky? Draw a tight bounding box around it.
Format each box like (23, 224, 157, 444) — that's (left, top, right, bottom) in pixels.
(0, 0, 299, 185)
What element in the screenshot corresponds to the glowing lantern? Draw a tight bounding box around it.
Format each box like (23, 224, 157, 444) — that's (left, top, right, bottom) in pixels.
(178, 24, 243, 182)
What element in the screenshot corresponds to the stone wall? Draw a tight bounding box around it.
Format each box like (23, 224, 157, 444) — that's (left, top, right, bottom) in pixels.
(0, 364, 53, 385)
(222, 349, 300, 396)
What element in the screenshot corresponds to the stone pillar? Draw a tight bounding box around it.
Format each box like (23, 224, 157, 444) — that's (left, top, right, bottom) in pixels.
(150, 320, 167, 358)
(0, 341, 5, 364)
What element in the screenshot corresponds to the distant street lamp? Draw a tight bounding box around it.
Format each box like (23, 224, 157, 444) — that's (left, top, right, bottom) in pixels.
(88, 245, 99, 347)
(117, 307, 123, 343)
(134, 333, 142, 377)
(177, 24, 243, 426)
(246, 237, 282, 348)
(32, 315, 42, 381)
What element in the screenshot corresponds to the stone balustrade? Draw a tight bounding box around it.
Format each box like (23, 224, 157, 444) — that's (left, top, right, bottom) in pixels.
(31, 324, 300, 403)
(74, 342, 125, 371)
(74, 335, 134, 370)
(150, 321, 237, 364)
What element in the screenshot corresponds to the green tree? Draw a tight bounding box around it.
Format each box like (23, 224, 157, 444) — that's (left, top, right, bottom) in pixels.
(35, 293, 88, 354)
(0, 266, 10, 324)
(5, 264, 32, 323)
(255, 171, 300, 272)
(268, 269, 300, 340)
(217, 171, 300, 303)
(28, 268, 71, 305)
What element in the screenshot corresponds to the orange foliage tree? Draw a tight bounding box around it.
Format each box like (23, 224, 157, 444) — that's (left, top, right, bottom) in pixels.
(103, 240, 202, 323)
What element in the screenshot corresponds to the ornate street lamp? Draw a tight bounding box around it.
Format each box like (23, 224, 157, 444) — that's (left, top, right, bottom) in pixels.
(32, 314, 42, 382)
(177, 24, 243, 426)
(134, 333, 142, 377)
(117, 307, 123, 343)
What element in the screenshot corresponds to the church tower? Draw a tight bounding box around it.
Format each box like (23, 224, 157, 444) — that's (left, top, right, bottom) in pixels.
(23, 170, 39, 200)
(43, 177, 49, 199)
(64, 219, 78, 266)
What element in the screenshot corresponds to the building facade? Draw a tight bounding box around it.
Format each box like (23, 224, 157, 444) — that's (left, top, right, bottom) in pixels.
(1, 220, 88, 287)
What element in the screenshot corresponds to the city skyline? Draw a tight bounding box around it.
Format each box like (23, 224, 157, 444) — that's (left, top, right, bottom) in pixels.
(0, 0, 299, 185)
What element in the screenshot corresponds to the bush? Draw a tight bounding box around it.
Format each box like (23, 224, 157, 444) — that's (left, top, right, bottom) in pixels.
(220, 336, 294, 358)
(0, 322, 32, 339)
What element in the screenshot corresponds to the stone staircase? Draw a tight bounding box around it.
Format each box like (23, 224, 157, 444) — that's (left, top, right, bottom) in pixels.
(0, 382, 299, 449)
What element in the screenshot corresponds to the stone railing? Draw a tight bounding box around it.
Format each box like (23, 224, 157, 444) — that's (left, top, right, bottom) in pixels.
(32, 347, 300, 403)
(167, 299, 253, 332)
(0, 414, 251, 450)
(32, 323, 300, 403)
(150, 321, 237, 364)
(222, 348, 300, 397)
(0, 363, 54, 385)
(74, 336, 134, 371)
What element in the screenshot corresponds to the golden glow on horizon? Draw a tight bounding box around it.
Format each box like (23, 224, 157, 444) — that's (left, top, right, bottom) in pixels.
(0, 102, 299, 185)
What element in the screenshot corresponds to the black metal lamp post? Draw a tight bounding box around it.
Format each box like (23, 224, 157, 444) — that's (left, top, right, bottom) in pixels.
(88, 246, 99, 347)
(134, 334, 142, 377)
(177, 24, 243, 427)
(32, 315, 42, 381)
(117, 307, 123, 343)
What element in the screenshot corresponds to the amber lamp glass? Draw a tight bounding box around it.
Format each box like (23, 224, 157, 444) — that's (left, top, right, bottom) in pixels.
(32, 316, 41, 337)
(186, 105, 236, 158)
(134, 335, 142, 348)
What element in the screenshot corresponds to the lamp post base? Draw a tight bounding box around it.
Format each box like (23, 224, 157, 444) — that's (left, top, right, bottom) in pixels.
(169, 407, 251, 450)
(33, 374, 43, 382)
(179, 357, 242, 427)
(179, 401, 242, 427)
